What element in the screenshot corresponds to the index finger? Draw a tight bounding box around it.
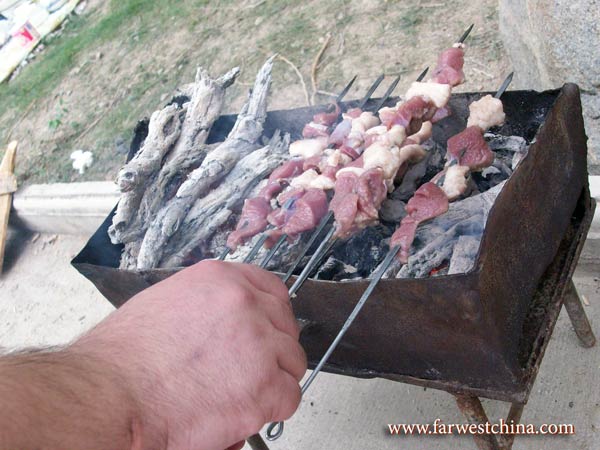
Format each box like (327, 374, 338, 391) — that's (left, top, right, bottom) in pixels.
(229, 262, 289, 303)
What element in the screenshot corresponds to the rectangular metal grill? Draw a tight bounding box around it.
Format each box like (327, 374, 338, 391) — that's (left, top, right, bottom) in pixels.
(72, 84, 595, 450)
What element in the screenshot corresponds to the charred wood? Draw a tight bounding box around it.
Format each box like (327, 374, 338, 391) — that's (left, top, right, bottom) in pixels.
(137, 57, 275, 269)
(157, 131, 290, 268)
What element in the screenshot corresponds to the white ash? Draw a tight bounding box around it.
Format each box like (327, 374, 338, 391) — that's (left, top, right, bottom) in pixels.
(448, 235, 481, 275)
(157, 131, 290, 268)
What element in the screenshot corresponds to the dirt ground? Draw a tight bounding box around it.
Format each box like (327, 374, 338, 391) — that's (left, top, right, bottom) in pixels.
(0, 230, 598, 450)
(0, 0, 509, 185)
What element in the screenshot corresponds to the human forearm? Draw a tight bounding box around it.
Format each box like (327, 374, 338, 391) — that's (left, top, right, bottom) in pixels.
(0, 348, 145, 450)
(0, 261, 306, 450)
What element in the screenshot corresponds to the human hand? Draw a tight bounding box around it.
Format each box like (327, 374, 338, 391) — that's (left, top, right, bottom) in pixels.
(74, 260, 306, 450)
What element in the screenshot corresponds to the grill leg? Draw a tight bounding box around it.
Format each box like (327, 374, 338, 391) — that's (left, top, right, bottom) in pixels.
(247, 434, 271, 450)
(563, 280, 596, 348)
(455, 395, 501, 450)
(497, 403, 524, 450)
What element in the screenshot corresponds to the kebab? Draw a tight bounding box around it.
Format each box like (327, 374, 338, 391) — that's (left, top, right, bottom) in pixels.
(218, 74, 389, 260)
(392, 73, 512, 264)
(281, 26, 474, 293)
(260, 25, 475, 441)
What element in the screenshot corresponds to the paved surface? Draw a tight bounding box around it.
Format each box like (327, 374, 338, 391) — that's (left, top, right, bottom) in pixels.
(0, 230, 598, 450)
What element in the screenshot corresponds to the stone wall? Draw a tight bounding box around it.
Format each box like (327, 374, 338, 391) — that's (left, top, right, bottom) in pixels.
(499, 0, 600, 173)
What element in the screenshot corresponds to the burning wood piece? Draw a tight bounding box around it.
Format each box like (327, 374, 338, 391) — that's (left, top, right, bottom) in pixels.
(136, 57, 275, 269)
(108, 104, 184, 245)
(137, 67, 241, 229)
(110, 67, 240, 270)
(154, 131, 290, 268)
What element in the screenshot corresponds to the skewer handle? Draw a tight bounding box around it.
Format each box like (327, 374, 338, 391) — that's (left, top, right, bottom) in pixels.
(267, 245, 400, 441)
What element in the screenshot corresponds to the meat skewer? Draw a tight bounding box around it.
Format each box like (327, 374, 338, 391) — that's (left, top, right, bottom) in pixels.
(217, 74, 386, 261)
(279, 69, 431, 284)
(267, 74, 513, 442)
(393, 72, 512, 263)
(279, 26, 474, 294)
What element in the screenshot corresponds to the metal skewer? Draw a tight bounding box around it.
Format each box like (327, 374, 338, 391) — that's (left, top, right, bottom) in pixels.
(266, 69, 514, 443)
(265, 245, 400, 441)
(458, 24, 474, 44)
(495, 72, 513, 99)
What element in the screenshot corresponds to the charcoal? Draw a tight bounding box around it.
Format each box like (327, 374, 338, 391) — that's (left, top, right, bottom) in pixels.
(392, 140, 445, 201)
(379, 199, 407, 223)
(392, 182, 505, 278)
(330, 224, 392, 277)
(314, 256, 359, 281)
(398, 215, 485, 278)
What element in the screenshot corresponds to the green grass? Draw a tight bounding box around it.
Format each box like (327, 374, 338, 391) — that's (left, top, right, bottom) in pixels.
(0, 0, 209, 119)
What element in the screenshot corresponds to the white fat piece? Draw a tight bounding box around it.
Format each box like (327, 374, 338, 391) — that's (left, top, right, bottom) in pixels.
(387, 125, 407, 146)
(466, 94, 506, 131)
(362, 143, 403, 181)
(289, 137, 328, 159)
(442, 165, 470, 201)
(289, 168, 335, 190)
(365, 125, 406, 147)
(399, 144, 427, 164)
(310, 175, 336, 190)
(358, 111, 380, 129)
(290, 169, 318, 189)
(407, 121, 432, 144)
(337, 167, 365, 178)
(405, 81, 451, 108)
(325, 149, 352, 167)
(377, 105, 396, 117)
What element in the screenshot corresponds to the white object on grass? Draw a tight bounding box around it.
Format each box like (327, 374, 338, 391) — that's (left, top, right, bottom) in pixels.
(70, 150, 93, 175)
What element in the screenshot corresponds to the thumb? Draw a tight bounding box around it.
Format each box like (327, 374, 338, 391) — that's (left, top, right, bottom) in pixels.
(225, 441, 245, 450)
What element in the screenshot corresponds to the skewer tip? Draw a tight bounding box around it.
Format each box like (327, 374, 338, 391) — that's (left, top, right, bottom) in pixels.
(358, 73, 386, 110)
(416, 67, 429, 82)
(494, 72, 514, 99)
(458, 24, 474, 43)
(335, 75, 358, 104)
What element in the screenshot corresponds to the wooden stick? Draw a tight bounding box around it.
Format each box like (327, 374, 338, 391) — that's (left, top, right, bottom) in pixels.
(310, 33, 332, 104)
(277, 55, 311, 107)
(0, 141, 18, 273)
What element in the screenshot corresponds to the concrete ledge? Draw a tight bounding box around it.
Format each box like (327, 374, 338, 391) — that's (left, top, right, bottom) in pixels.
(7, 178, 600, 260)
(11, 182, 119, 235)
